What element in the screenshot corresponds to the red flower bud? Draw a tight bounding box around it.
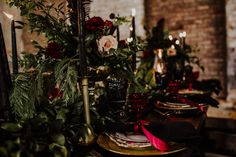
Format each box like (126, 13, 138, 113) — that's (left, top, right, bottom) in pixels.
(45, 42, 63, 59)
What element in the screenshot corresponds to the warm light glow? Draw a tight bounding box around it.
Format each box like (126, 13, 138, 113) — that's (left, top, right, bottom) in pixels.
(131, 8, 136, 16)
(127, 37, 133, 43)
(175, 40, 180, 45)
(153, 49, 164, 74)
(171, 45, 175, 49)
(182, 31, 187, 37)
(168, 35, 173, 40)
(179, 32, 183, 38)
(3, 12, 13, 20)
(129, 26, 133, 31)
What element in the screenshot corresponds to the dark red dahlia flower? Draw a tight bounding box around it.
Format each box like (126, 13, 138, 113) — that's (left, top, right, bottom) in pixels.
(45, 42, 63, 59)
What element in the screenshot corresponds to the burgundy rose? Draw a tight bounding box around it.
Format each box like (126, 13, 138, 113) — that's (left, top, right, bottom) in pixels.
(45, 42, 63, 59)
(86, 16, 104, 31)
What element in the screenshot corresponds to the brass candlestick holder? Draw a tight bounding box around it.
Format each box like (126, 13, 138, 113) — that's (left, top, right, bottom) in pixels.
(78, 77, 95, 146)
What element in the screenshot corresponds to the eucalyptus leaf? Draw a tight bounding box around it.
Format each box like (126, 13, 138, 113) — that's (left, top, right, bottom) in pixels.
(1, 122, 22, 132)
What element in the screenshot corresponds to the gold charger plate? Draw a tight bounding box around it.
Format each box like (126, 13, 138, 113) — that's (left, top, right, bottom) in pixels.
(155, 101, 208, 111)
(97, 133, 186, 156)
(155, 102, 199, 111)
(178, 89, 210, 95)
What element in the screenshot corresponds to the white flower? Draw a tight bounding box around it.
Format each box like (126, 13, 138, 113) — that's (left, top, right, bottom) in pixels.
(97, 35, 118, 56)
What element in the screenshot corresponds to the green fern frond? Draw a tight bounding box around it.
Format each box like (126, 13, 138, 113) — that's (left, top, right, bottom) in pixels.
(55, 58, 79, 104)
(10, 73, 36, 119)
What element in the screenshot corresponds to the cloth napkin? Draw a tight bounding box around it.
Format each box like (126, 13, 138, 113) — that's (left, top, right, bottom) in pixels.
(95, 119, 200, 144)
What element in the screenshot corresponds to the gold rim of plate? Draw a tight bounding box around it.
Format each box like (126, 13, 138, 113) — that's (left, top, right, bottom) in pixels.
(178, 89, 210, 95)
(97, 133, 186, 156)
(155, 102, 208, 111)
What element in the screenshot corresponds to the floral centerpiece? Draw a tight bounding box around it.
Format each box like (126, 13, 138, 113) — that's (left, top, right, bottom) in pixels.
(136, 18, 204, 93)
(1, 0, 146, 156)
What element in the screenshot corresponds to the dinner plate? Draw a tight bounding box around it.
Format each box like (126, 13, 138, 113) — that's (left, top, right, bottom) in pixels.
(106, 132, 151, 148)
(161, 102, 191, 108)
(114, 132, 149, 143)
(97, 133, 186, 156)
(155, 101, 199, 110)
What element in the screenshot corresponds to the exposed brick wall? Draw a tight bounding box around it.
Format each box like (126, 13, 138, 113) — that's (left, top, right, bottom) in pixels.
(0, 0, 66, 55)
(226, 0, 236, 101)
(90, 0, 145, 39)
(145, 0, 227, 98)
(22, 0, 65, 54)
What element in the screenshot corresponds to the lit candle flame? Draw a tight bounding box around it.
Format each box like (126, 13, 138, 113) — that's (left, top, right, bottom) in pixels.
(131, 8, 136, 17)
(3, 12, 13, 20)
(127, 37, 133, 43)
(171, 44, 175, 49)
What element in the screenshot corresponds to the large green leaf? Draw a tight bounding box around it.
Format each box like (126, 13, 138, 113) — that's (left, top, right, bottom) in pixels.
(1, 122, 22, 132)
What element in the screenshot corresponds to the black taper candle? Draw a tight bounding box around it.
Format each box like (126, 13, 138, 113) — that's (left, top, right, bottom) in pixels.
(0, 23, 11, 120)
(131, 10, 136, 71)
(76, 1, 95, 145)
(116, 26, 120, 42)
(182, 31, 186, 49)
(77, 0, 87, 76)
(11, 20, 18, 75)
(0, 23, 12, 90)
